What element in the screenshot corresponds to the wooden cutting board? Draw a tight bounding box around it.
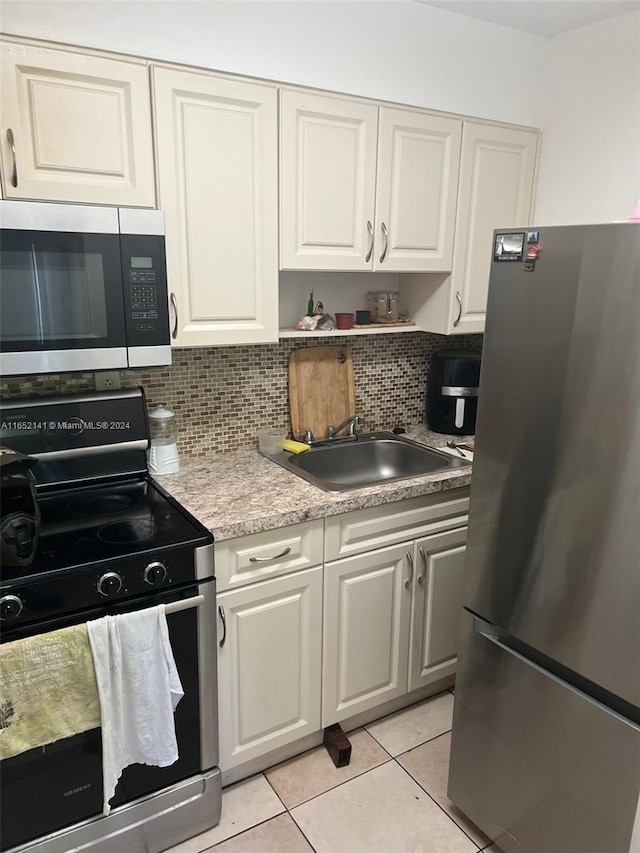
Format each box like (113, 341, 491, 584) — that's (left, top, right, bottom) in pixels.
(289, 346, 355, 442)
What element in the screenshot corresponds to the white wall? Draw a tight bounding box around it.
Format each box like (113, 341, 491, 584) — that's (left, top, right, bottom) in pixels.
(535, 10, 640, 224)
(0, 0, 547, 127)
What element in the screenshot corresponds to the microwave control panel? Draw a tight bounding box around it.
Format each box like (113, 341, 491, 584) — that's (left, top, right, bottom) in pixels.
(121, 235, 170, 347)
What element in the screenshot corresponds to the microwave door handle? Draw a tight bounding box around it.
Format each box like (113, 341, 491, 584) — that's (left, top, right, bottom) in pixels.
(29, 242, 45, 344)
(170, 292, 178, 339)
(455, 398, 465, 429)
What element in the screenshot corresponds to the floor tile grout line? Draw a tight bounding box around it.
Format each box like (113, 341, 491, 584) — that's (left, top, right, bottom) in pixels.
(364, 724, 455, 759)
(207, 811, 293, 851)
(286, 807, 320, 852)
(274, 755, 396, 812)
(262, 769, 289, 811)
(393, 758, 484, 851)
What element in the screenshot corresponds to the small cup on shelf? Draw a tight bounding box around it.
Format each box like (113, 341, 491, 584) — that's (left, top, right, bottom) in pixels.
(355, 310, 371, 325)
(335, 312, 354, 330)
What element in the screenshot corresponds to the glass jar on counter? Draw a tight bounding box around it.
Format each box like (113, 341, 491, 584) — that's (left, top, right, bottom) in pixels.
(147, 405, 180, 474)
(367, 291, 399, 323)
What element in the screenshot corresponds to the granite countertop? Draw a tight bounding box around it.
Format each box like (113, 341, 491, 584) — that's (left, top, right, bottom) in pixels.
(157, 427, 473, 542)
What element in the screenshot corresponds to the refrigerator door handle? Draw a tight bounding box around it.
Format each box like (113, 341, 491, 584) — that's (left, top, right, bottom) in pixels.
(473, 616, 640, 733)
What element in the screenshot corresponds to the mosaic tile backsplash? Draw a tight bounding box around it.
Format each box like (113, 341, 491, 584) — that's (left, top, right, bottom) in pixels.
(1, 333, 482, 456)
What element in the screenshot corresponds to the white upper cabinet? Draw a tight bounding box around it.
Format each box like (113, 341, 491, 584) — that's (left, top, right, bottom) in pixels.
(374, 107, 461, 272)
(279, 90, 378, 271)
(152, 66, 279, 346)
(0, 41, 155, 206)
(280, 89, 462, 272)
(446, 122, 539, 334)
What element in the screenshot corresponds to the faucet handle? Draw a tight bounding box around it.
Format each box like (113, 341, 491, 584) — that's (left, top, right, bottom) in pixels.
(349, 415, 363, 436)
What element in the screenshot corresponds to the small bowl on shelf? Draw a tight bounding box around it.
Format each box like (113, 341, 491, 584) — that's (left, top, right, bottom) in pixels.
(355, 310, 371, 325)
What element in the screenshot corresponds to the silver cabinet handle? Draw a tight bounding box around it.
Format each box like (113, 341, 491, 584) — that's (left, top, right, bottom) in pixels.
(379, 222, 389, 264)
(365, 220, 374, 263)
(453, 291, 463, 327)
(218, 604, 226, 648)
(417, 547, 427, 584)
(249, 547, 291, 563)
(170, 292, 178, 339)
(7, 128, 18, 187)
(404, 550, 414, 589)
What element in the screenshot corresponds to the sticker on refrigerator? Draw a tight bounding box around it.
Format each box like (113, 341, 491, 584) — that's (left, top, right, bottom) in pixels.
(494, 232, 525, 262)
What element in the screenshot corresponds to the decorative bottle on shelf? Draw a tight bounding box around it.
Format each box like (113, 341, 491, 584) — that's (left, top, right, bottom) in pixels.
(147, 405, 180, 475)
(307, 291, 314, 316)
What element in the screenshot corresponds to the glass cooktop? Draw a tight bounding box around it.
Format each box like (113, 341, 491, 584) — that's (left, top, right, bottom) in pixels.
(2, 477, 207, 582)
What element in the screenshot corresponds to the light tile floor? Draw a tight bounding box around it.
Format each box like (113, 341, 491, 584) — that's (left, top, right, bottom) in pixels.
(168, 689, 496, 853)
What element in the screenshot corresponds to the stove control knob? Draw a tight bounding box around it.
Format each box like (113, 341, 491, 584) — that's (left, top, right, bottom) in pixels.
(0, 594, 24, 621)
(143, 561, 168, 586)
(97, 572, 124, 597)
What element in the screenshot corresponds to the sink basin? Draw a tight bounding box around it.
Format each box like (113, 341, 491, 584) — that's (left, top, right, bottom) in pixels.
(262, 431, 469, 492)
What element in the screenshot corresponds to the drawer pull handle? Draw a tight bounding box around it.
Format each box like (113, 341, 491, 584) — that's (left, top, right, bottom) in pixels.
(404, 550, 414, 589)
(417, 547, 427, 584)
(249, 547, 292, 563)
(218, 605, 226, 648)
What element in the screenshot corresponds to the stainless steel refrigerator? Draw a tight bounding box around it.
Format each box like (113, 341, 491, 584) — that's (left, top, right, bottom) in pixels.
(448, 223, 640, 853)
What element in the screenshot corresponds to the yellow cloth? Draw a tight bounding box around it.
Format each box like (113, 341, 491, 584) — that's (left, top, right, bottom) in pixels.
(0, 623, 101, 760)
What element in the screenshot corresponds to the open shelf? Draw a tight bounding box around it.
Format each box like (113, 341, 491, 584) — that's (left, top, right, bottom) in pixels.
(279, 325, 421, 339)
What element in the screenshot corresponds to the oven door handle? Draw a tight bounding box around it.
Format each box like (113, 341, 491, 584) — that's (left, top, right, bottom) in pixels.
(164, 594, 204, 614)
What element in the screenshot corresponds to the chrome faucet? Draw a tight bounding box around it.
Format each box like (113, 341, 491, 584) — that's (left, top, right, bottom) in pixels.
(327, 414, 362, 440)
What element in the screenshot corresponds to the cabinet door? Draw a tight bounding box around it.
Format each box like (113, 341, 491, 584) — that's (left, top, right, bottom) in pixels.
(217, 567, 322, 771)
(0, 41, 155, 206)
(153, 66, 278, 346)
(322, 544, 412, 726)
(279, 89, 378, 271)
(448, 122, 539, 333)
(408, 527, 467, 692)
(374, 108, 461, 272)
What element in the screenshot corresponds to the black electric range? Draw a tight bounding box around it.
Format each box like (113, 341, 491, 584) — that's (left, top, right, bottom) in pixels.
(0, 388, 221, 853)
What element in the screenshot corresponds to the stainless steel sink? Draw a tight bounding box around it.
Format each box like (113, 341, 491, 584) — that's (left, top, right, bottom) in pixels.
(262, 431, 469, 492)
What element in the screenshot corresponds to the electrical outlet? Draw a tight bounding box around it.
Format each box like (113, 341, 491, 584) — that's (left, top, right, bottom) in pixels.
(94, 371, 121, 391)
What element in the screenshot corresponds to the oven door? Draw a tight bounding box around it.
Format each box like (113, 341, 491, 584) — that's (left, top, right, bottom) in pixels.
(0, 201, 128, 376)
(0, 580, 217, 852)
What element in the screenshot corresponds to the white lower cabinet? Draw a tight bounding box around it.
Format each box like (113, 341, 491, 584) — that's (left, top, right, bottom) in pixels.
(408, 526, 468, 692)
(322, 525, 468, 726)
(215, 491, 469, 776)
(322, 544, 412, 725)
(217, 566, 322, 772)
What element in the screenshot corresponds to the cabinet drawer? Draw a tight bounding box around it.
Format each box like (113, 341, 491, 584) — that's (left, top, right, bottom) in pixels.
(325, 490, 469, 562)
(215, 519, 324, 591)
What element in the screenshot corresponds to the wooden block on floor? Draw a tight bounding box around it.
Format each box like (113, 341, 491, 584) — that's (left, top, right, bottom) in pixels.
(323, 723, 352, 767)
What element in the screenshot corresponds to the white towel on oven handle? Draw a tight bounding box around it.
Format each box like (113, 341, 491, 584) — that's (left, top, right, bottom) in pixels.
(87, 603, 184, 815)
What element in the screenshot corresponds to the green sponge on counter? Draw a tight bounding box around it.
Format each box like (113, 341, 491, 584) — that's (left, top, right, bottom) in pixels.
(282, 439, 310, 454)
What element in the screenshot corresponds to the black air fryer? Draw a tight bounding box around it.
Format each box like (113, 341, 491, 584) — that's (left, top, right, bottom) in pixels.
(426, 350, 481, 435)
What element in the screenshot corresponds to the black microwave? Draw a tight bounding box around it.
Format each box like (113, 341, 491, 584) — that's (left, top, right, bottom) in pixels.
(0, 201, 171, 376)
